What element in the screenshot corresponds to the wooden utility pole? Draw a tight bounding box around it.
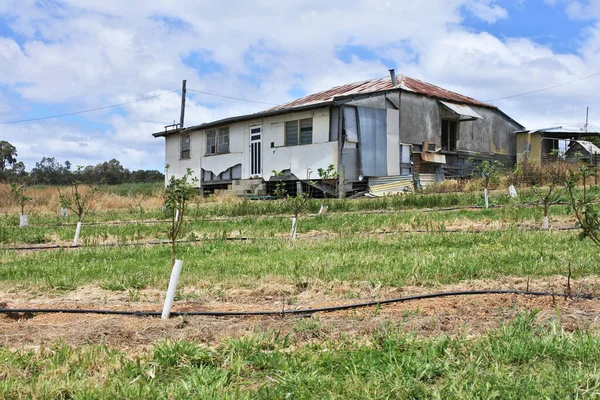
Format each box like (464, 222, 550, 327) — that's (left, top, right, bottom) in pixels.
(180, 79, 187, 129)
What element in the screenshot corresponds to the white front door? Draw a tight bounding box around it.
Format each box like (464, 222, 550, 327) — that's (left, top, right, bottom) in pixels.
(250, 126, 262, 177)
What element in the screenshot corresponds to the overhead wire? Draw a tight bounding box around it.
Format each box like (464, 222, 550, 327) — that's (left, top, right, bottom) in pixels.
(0, 89, 182, 125)
(0, 87, 279, 125)
(186, 88, 277, 106)
(485, 71, 600, 102)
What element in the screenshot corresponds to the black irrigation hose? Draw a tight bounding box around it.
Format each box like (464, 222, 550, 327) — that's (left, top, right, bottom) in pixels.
(2, 225, 582, 252)
(6, 200, 578, 228)
(0, 290, 596, 318)
(2, 236, 260, 252)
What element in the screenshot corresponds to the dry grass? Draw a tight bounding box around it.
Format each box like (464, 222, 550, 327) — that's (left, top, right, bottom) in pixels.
(0, 184, 164, 214)
(423, 177, 500, 194)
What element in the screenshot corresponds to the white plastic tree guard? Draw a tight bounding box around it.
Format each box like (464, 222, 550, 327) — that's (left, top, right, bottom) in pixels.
(72, 222, 82, 247)
(19, 214, 28, 227)
(291, 218, 298, 240)
(484, 188, 489, 209)
(162, 259, 184, 320)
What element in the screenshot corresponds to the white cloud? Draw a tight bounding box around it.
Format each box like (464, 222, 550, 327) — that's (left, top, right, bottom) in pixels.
(0, 0, 599, 170)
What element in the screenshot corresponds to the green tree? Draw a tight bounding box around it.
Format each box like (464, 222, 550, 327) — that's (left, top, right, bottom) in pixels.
(0, 141, 17, 172)
(29, 157, 72, 185)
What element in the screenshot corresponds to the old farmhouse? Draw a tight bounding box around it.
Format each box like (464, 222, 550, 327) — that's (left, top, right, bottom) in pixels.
(153, 70, 524, 197)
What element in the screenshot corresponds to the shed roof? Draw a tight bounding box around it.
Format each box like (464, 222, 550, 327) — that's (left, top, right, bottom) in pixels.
(516, 124, 600, 135)
(569, 140, 600, 155)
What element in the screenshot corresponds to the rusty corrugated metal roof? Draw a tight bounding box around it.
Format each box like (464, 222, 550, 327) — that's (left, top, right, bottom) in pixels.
(155, 74, 507, 137)
(264, 75, 495, 112)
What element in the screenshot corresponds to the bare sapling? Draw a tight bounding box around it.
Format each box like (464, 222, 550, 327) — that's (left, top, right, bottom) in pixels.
(282, 192, 311, 240)
(531, 161, 567, 229)
(164, 168, 198, 266)
(566, 163, 600, 246)
(58, 167, 99, 246)
(10, 183, 31, 227)
(472, 159, 502, 209)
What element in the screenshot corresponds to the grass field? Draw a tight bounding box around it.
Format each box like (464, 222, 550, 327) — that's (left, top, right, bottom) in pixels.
(2, 313, 600, 399)
(2, 184, 600, 398)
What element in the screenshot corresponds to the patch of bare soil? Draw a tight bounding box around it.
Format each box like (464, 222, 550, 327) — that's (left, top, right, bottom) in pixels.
(1, 276, 599, 352)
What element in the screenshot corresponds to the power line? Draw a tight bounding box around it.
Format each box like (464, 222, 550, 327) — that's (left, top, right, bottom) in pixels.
(0, 89, 181, 125)
(187, 88, 277, 105)
(485, 72, 600, 102)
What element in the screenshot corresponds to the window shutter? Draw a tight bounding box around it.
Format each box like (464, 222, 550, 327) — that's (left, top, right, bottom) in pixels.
(299, 118, 313, 145)
(285, 121, 298, 146)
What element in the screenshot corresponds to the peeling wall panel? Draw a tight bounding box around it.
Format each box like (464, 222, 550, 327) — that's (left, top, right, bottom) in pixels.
(267, 141, 338, 180)
(202, 152, 245, 178)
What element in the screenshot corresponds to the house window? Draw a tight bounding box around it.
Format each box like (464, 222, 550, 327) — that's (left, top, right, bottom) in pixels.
(181, 133, 191, 159)
(206, 127, 230, 155)
(285, 118, 312, 146)
(441, 119, 458, 152)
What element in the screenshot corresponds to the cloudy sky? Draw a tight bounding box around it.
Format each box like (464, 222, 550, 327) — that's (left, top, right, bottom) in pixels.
(1, 0, 599, 171)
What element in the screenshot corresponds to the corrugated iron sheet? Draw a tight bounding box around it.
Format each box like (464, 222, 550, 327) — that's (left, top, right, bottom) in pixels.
(573, 140, 600, 155)
(439, 101, 483, 120)
(368, 175, 414, 197)
(367, 174, 437, 197)
(266, 76, 494, 113)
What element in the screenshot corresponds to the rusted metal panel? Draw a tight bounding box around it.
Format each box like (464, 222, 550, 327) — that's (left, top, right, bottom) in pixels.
(266, 76, 495, 113)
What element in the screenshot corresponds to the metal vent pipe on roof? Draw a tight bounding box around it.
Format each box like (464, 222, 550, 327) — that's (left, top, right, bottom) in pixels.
(389, 68, 396, 85)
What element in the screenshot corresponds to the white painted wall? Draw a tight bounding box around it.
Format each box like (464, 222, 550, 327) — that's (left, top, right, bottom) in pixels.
(162, 107, 337, 184)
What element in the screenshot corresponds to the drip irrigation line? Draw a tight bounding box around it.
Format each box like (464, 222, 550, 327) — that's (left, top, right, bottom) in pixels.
(0, 290, 596, 318)
(2, 225, 581, 252)
(6, 200, 577, 229)
(2, 236, 262, 252)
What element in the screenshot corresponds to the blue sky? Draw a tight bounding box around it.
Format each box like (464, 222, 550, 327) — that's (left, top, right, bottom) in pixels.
(0, 0, 599, 171)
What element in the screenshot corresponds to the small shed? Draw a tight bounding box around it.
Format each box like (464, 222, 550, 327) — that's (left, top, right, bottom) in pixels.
(516, 124, 600, 165)
(565, 140, 600, 163)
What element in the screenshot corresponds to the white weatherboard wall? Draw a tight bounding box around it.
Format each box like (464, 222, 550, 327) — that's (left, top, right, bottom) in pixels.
(201, 121, 248, 178)
(164, 130, 202, 182)
(262, 108, 336, 180)
(163, 107, 337, 184)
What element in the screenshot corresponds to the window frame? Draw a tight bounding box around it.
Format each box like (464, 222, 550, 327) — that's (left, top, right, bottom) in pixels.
(284, 118, 313, 146)
(205, 127, 230, 155)
(441, 119, 458, 152)
(180, 133, 191, 159)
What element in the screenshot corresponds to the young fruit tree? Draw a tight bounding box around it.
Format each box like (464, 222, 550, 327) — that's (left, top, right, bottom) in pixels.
(10, 183, 31, 227)
(161, 168, 198, 320)
(566, 163, 600, 246)
(282, 192, 311, 240)
(472, 159, 502, 209)
(530, 161, 567, 229)
(164, 168, 198, 266)
(58, 169, 99, 246)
